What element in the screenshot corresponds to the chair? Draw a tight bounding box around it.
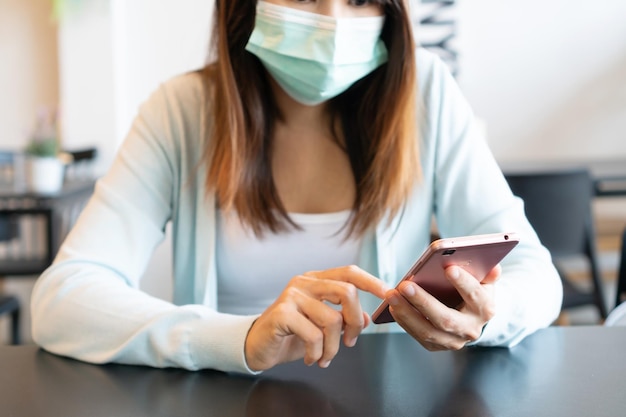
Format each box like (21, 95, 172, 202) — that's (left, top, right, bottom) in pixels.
(0, 212, 21, 344)
(613, 227, 626, 310)
(0, 152, 22, 344)
(505, 168, 608, 320)
(604, 229, 626, 326)
(0, 295, 20, 344)
(604, 228, 626, 326)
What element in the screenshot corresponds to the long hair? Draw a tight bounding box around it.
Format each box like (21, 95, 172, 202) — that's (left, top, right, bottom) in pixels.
(203, 0, 419, 237)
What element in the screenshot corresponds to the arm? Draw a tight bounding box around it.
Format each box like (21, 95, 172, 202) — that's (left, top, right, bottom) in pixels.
(31, 75, 258, 373)
(387, 50, 563, 348)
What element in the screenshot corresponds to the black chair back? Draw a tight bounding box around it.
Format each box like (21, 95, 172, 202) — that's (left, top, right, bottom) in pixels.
(0, 196, 21, 344)
(506, 168, 608, 319)
(506, 170, 592, 257)
(615, 228, 626, 309)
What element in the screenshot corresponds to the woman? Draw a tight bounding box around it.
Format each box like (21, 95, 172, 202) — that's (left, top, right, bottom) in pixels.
(31, 0, 562, 373)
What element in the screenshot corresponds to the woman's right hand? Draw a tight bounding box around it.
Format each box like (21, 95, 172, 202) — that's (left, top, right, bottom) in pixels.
(244, 265, 388, 372)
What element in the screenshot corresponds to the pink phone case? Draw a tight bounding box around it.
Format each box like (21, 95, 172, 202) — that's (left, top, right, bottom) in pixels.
(372, 232, 520, 324)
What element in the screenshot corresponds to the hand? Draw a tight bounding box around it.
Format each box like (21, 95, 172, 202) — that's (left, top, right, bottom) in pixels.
(244, 265, 388, 371)
(386, 264, 501, 351)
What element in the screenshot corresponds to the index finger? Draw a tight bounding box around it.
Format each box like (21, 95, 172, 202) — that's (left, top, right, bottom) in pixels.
(444, 266, 491, 307)
(304, 265, 389, 299)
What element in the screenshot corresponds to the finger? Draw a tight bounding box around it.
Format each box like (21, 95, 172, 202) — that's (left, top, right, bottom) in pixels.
(273, 300, 327, 366)
(290, 276, 365, 346)
(343, 312, 371, 348)
(441, 267, 494, 334)
(388, 287, 430, 331)
(388, 288, 469, 351)
(362, 311, 371, 329)
(304, 265, 389, 298)
(395, 280, 447, 325)
(447, 266, 497, 326)
(445, 266, 490, 309)
(289, 288, 345, 367)
(395, 281, 481, 342)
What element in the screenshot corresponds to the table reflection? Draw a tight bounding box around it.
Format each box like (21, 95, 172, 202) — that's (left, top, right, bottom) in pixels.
(0, 329, 621, 417)
(28, 331, 565, 417)
(33, 350, 346, 417)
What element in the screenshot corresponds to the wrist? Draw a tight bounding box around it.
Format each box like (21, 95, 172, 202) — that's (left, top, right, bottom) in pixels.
(244, 319, 265, 372)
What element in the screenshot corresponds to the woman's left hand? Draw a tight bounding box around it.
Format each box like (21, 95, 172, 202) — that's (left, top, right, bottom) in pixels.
(385, 264, 501, 351)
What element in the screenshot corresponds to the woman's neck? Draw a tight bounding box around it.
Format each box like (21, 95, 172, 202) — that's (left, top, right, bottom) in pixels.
(267, 76, 354, 214)
(269, 77, 332, 133)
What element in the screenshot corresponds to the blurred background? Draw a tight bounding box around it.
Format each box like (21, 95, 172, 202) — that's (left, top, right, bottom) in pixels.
(1, 0, 625, 342)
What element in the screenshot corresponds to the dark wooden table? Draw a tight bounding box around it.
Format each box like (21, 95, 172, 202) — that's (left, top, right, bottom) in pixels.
(2, 327, 625, 417)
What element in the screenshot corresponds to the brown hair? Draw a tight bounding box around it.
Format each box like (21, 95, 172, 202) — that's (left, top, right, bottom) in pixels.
(203, 0, 419, 237)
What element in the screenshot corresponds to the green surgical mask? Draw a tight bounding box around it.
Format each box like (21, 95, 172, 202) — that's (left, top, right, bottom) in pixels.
(245, 1, 388, 106)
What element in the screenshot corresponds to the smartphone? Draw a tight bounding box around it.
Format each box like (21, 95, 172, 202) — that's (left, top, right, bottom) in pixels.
(371, 232, 520, 324)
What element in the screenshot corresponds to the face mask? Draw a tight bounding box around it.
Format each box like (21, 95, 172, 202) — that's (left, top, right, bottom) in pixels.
(245, 1, 388, 106)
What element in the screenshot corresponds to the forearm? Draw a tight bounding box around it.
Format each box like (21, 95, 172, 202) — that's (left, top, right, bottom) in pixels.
(474, 256, 563, 347)
(31, 262, 258, 373)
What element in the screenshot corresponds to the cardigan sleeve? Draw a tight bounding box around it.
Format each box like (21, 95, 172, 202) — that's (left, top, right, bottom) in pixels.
(418, 50, 563, 346)
(31, 74, 259, 373)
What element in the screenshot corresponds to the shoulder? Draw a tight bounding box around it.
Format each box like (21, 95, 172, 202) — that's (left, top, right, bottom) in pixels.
(117, 71, 209, 183)
(413, 47, 473, 131)
(415, 47, 443, 78)
(133, 71, 209, 156)
(413, 47, 480, 176)
(160, 71, 205, 100)
(144, 71, 206, 117)
(415, 48, 457, 100)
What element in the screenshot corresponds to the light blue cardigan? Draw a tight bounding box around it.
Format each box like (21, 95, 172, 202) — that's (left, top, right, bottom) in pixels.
(31, 50, 562, 373)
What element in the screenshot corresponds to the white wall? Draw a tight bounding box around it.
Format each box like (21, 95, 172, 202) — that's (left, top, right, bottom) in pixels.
(0, 0, 59, 150)
(0, 0, 60, 345)
(110, 0, 213, 153)
(57, 0, 213, 174)
(456, 0, 626, 162)
(57, 0, 116, 173)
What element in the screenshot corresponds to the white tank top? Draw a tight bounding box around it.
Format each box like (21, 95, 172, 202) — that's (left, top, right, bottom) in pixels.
(216, 209, 361, 315)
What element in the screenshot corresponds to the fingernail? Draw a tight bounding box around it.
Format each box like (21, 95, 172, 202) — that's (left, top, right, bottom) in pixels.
(389, 294, 400, 306)
(346, 336, 358, 347)
(401, 283, 416, 297)
(319, 360, 331, 368)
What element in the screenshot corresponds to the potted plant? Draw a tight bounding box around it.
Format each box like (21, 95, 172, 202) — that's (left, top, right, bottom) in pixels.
(25, 137, 60, 158)
(24, 108, 66, 194)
